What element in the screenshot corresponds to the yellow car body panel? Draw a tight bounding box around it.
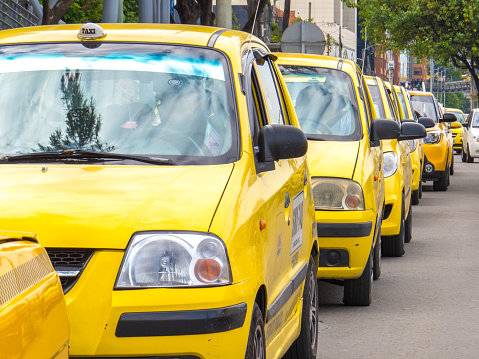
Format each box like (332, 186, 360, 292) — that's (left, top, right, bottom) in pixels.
(0, 232, 69, 359)
(276, 54, 384, 282)
(409, 91, 453, 185)
(365, 77, 412, 237)
(395, 85, 425, 193)
(445, 108, 466, 152)
(0, 24, 317, 359)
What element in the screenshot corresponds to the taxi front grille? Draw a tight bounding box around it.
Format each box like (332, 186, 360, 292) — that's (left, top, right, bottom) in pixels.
(46, 249, 94, 294)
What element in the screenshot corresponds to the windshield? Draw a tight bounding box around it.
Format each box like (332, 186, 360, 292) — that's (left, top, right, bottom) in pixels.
(367, 84, 386, 119)
(447, 111, 466, 124)
(278, 65, 361, 141)
(472, 112, 479, 127)
(0, 43, 238, 165)
(410, 95, 438, 122)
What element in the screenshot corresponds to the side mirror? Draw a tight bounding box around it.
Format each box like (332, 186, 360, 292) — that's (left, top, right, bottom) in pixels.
(258, 124, 308, 164)
(371, 119, 401, 141)
(398, 122, 427, 141)
(418, 117, 435, 128)
(440, 113, 457, 122)
(450, 122, 462, 129)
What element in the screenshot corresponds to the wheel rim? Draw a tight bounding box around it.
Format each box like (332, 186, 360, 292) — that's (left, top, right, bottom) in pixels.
(308, 270, 318, 351)
(253, 323, 264, 359)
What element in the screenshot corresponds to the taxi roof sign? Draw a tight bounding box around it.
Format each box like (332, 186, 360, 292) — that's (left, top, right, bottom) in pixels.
(78, 23, 106, 40)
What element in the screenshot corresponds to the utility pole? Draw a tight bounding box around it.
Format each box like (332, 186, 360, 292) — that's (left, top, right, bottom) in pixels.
(430, 58, 434, 93)
(217, 0, 232, 29)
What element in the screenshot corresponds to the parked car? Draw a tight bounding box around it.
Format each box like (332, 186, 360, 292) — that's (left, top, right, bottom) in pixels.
(0, 23, 319, 359)
(444, 108, 467, 154)
(462, 108, 479, 162)
(276, 53, 415, 305)
(394, 85, 425, 205)
(366, 77, 424, 256)
(409, 91, 456, 191)
(0, 231, 69, 359)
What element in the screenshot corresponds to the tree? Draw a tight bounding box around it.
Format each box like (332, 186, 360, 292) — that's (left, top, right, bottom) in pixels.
(63, 0, 102, 24)
(42, 0, 76, 24)
(354, 0, 479, 96)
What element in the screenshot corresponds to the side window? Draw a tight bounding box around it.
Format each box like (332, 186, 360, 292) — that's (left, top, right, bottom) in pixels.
(358, 73, 373, 129)
(255, 59, 286, 125)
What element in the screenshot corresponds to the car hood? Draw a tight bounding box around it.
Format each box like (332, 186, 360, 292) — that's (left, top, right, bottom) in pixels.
(307, 140, 359, 179)
(0, 164, 234, 249)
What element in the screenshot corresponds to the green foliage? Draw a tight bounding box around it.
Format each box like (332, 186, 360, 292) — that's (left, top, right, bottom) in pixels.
(444, 92, 470, 113)
(354, 0, 479, 93)
(271, 22, 281, 42)
(124, 0, 139, 23)
(232, 10, 241, 30)
(63, 0, 102, 24)
(38, 74, 113, 152)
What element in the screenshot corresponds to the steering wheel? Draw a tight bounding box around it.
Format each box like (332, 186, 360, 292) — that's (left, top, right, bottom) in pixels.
(155, 130, 205, 156)
(301, 118, 333, 135)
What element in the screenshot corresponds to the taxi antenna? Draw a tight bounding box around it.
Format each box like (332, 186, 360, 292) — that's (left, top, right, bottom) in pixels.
(248, 0, 262, 49)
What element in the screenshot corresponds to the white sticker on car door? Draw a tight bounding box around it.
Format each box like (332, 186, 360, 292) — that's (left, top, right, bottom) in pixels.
(290, 191, 304, 255)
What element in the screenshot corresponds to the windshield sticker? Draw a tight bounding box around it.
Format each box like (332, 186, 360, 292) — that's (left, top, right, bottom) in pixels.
(290, 191, 304, 255)
(0, 55, 225, 80)
(204, 122, 222, 156)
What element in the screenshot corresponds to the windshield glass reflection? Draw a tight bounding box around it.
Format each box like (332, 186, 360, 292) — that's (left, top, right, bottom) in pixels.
(0, 43, 237, 165)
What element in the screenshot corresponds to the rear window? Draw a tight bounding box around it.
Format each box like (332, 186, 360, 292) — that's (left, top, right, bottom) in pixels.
(278, 65, 361, 141)
(0, 43, 238, 165)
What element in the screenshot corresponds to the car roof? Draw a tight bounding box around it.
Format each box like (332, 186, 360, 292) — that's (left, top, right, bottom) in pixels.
(273, 52, 359, 73)
(0, 23, 259, 49)
(444, 108, 464, 114)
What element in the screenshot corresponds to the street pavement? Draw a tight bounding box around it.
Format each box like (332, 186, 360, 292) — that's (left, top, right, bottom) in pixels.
(316, 155, 479, 359)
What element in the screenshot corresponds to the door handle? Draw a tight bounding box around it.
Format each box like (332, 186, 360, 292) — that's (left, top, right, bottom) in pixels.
(285, 192, 290, 208)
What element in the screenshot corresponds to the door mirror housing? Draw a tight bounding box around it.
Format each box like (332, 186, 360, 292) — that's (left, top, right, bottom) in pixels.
(440, 113, 457, 122)
(258, 124, 308, 164)
(398, 122, 427, 141)
(450, 121, 462, 129)
(371, 119, 401, 142)
(418, 117, 435, 128)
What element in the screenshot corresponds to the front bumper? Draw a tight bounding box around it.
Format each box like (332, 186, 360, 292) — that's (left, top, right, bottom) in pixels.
(423, 142, 448, 172)
(410, 150, 422, 191)
(381, 172, 404, 237)
(468, 140, 479, 158)
(316, 209, 376, 279)
(422, 154, 445, 181)
(64, 250, 254, 358)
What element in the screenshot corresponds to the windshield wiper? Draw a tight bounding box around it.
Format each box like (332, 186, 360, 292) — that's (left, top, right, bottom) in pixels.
(2, 149, 175, 165)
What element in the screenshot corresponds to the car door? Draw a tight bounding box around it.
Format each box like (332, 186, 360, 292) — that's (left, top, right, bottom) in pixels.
(242, 46, 308, 344)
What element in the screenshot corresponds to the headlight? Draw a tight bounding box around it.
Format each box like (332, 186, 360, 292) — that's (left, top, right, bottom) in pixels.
(311, 178, 365, 210)
(473, 135, 479, 142)
(424, 130, 441, 144)
(116, 232, 231, 288)
(383, 152, 398, 178)
(407, 140, 417, 153)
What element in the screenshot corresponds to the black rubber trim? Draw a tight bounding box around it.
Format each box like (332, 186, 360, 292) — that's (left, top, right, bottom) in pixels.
(207, 28, 230, 47)
(317, 222, 373, 238)
(422, 170, 443, 181)
(115, 303, 247, 337)
(266, 263, 308, 323)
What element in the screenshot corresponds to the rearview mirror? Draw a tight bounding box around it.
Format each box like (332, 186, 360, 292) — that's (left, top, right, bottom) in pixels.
(440, 113, 457, 122)
(258, 124, 308, 165)
(418, 117, 435, 128)
(371, 119, 401, 142)
(398, 122, 427, 141)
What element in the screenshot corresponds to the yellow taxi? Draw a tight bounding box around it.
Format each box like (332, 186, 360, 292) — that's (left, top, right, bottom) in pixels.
(0, 23, 319, 359)
(394, 85, 425, 205)
(409, 91, 456, 191)
(276, 53, 408, 305)
(0, 231, 69, 359)
(365, 77, 424, 256)
(444, 108, 467, 154)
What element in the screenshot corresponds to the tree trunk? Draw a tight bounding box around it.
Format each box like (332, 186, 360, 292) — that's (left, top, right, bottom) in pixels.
(242, 0, 267, 35)
(198, 0, 214, 26)
(282, 0, 291, 34)
(42, 0, 76, 25)
(175, 0, 202, 24)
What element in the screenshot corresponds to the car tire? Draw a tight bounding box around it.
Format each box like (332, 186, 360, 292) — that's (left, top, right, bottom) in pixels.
(283, 255, 318, 359)
(245, 302, 265, 359)
(467, 145, 474, 163)
(433, 169, 448, 191)
(404, 202, 412, 243)
(373, 227, 381, 280)
(343, 252, 373, 306)
(450, 154, 455, 175)
(462, 147, 467, 162)
(418, 179, 423, 199)
(381, 194, 405, 257)
(411, 188, 420, 205)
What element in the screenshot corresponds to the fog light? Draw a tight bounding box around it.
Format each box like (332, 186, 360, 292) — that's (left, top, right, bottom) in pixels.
(475, 150, 479, 154)
(424, 163, 434, 174)
(326, 250, 341, 266)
